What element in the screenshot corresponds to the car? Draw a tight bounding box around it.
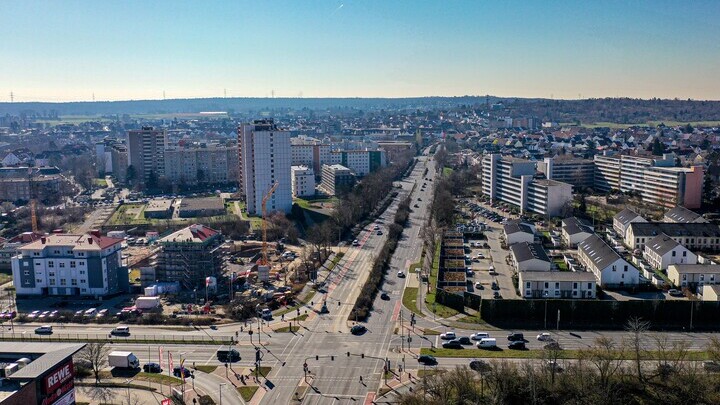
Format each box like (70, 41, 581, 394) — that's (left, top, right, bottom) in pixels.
(472, 258, 480, 263)
(35, 325, 53, 334)
(111, 326, 131, 336)
(210, 325, 218, 330)
(373, 225, 380, 230)
(143, 363, 162, 373)
(537, 332, 552, 341)
(470, 332, 490, 340)
(417, 198, 422, 201)
(469, 359, 491, 372)
(493, 291, 501, 299)
(27, 310, 41, 319)
(704, 360, 720, 372)
(74, 310, 84, 317)
(668, 289, 684, 297)
(49, 310, 58, 318)
(442, 340, 464, 349)
(376, 230, 383, 235)
(457, 337, 472, 345)
(217, 349, 241, 362)
(507, 332, 524, 341)
(352, 239, 360, 246)
(380, 292, 390, 300)
(414, 204, 420, 208)
(491, 282, 499, 290)
(397, 271, 406, 278)
(544, 342, 562, 350)
(476, 253, 485, 259)
(440, 331, 456, 340)
(350, 324, 367, 335)
(474, 282, 483, 290)
(38, 310, 50, 319)
(96, 309, 109, 318)
(508, 340, 526, 350)
(417, 355, 437, 365)
(173, 367, 192, 378)
(466, 269, 474, 276)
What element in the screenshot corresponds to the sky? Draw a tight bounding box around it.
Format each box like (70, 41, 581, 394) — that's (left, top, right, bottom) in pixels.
(1, 0, 719, 102)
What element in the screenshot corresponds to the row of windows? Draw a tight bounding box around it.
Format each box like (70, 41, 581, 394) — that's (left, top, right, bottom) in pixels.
(527, 282, 593, 289)
(33, 251, 86, 257)
(41, 260, 85, 268)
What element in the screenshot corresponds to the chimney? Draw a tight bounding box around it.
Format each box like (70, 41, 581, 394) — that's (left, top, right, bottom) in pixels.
(41, 237, 46, 244)
(88, 237, 93, 244)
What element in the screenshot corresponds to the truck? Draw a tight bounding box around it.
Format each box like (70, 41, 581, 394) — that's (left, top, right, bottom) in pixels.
(135, 296, 161, 310)
(108, 351, 140, 369)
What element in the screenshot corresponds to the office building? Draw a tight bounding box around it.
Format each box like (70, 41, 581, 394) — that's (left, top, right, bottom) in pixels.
(320, 164, 354, 196)
(539, 156, 595, 189)
(11, 231, 127, 297)
(164, 144, 239, 185)
(481, 154, 573, 216)
(238, 119, 293, 214)
(291, 165, 315, 197)
(155, 224, 224, 290)
(127, 126, 167, 184)
(593, 153, 704, 209)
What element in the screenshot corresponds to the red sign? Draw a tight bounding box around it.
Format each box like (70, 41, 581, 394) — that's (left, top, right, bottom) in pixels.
(44, 361, 74, 394)
(161, 399, 172, 405)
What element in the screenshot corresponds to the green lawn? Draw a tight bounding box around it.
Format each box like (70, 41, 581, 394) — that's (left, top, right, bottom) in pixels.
(423, 329, 440, 336)
(237, 386, 259, 401)
(274, 289, 315, 317)
(109, 202, 240, 226)
(293, 197, 338, 211)
(193, 365, 218, 374)
(402, 287, 422, 316)
(553, 260, 569, 272)
(275, 325, 300, 333)
(443, 167, 454, 177)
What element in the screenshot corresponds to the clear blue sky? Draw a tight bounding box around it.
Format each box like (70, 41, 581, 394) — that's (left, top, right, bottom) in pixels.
(2, 0, 719, 101)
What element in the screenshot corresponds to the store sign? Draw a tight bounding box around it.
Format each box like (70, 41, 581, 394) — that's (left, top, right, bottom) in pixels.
(50, 389, 75, 405)
(44, 361, 74, 393)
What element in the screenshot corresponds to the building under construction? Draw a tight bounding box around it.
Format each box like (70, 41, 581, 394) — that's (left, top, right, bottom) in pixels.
(155, 224, 224, 290)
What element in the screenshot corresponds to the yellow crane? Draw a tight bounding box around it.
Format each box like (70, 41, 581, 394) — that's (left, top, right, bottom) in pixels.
(259, 182, 279, 266)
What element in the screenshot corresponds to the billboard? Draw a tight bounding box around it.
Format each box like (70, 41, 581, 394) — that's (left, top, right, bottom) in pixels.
(41, 360, 75, 405)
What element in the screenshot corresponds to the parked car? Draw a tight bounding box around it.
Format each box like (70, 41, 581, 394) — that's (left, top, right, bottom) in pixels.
(380, 292, 390, 300)
(417, 355, 437, 365)
(477, 338, 497, 349)
(508, 340, 526, 350)
(474, 282, 483, 289)
(397, 271, 406, 278)
(352, 239, 360, 246)
(442, 340, 464, 349)
(173, 367, 191, 378)
(507, 332, 524, 341)
(143, 362, 162, 373)
(457, 337, 472, 345)
(27, 310, 41, 319)
(440, 331, 456, 340)
(704, 360, 720, 372)
(350, 324, 367, 335)
(493, 291, 501, 299)
(668, 289, 684, 297)
(470, 332, 490, 341)
(469, 359, 491, 372)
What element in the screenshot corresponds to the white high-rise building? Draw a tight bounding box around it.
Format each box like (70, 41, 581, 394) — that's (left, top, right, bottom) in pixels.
(238, 120, 292, 214)
(291, 165, 315, 197)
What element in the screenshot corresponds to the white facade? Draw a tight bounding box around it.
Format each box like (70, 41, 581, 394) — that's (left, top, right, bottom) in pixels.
(643, 237, 697, 271)
(577, 235, 640, 288)
(238, 120, 293, 214)
(667, 264, 720, 290)
(519, 271, 596, 299)
(291, 165, 315, 198)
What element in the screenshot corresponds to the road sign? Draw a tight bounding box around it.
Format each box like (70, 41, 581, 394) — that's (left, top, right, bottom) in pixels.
(162, 399, 172, 405)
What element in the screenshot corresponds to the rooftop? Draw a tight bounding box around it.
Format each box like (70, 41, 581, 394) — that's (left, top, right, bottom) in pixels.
(645, 234, 683, 256)
(667, 264, 720, 274)
(664, 206, 704, 223)
(629, 222, 720, 238)
(504, 221, 534, 236)
(562, 217, 594, 236)
(511, 242, 551, 263)
(0, 342, 85, 380)
(21, 232, 122, 251)
(578, 234, 625, 270)
(519, 270, 596, 282)
(159, 224, 220, 244)
(177, 197, 224, 212)
(614, 208, 643, 226)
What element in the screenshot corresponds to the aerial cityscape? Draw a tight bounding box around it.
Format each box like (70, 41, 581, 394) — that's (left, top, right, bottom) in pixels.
(2, 1, 720, 405)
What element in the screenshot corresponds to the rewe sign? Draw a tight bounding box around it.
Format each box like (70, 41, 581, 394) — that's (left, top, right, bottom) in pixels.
(44, 361, 74, 393)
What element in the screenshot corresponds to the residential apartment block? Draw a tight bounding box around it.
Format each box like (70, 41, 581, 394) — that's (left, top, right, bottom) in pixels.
(519, 271, 596, 299)
(577, 234, 639, 288)
(481, 154, 573, 216)
(539, 156, 595, 189)
(238, 119, 293, 214)
(291, 165, 315, 197)
(155, 224, 224, 290)
(164, 144, 238, 185)
(0, 167, 62, 202)
(625, 222, 720, 251)
(11, 231, 127, 297)
(593, 152, 703, 209)
(668, 264, 720, 291)
(319, 164, 354, 196)
(127, 126, 168, 184)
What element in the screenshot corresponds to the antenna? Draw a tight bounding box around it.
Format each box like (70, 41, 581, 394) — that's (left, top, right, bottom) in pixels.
(163, 91, 166, 100)
(10, 91, 14, 103)
(271, 90, 275, 98)
(224, 88, 227, 98)
(92, 93, 95, 102)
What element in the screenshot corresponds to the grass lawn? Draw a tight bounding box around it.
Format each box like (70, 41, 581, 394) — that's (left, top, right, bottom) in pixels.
(193, 365, 218, 374)
(586, 203, 619, 224)
(423, 329, 440, 335)
(402, 287, 422, 316)
(275, 325, 301, 333)
(94, 178, 108, 187)
(443, 167, 454, 177)
(252, 366, 272, 377)
(553, 260, 569, 271)
(294, 197, 338, 210)
(128, 268, 140, 283)
(292, 313, 308, 322)
(236, 201, 263, 230)
(455, 314, 487, 325)
(326, 252, 345, 272)
(237, 386, 259, 401)
(426, 243, 460, 318)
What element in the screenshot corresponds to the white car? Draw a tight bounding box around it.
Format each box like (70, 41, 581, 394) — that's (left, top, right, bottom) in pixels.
(470, 332, 490, 340)
(537, 332, 552, 341)
(397, 271, 406, 278)
(352, 239, 360, 246)
(27, 310, 41, 319)
(440, 331, 456, 340)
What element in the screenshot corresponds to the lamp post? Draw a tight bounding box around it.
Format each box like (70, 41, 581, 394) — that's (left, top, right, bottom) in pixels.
(124, 378, 134, 405)
(219, 382, 226, 405)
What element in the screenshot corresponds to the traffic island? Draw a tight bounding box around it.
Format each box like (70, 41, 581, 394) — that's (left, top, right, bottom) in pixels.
(237, 385, 259, 401)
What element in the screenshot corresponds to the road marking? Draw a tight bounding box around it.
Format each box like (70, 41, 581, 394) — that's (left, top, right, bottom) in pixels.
(391, 301, 401, 322)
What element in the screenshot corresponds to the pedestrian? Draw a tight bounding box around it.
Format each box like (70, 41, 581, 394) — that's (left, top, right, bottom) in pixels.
(359, 375, 363, 383)
(281, 314, 285, 321)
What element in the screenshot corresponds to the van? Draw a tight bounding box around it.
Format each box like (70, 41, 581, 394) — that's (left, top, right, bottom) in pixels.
(111, 326, 130, 336)
(84, 308, 97, 317)
(477, 338, 497, 349)
(34, 325, 53, 334)
(261, 308, 272, 321)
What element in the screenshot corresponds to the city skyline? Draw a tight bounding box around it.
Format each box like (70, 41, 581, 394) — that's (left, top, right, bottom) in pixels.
(2, 0, 720, 102)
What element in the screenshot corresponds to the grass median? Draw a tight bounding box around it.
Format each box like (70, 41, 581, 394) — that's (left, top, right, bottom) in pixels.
(402, 287, 422, 316)
(237, 386, 259, 401)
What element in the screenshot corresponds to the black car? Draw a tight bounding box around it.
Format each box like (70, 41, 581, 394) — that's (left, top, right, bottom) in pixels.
(143, 362, 162, 373)
(350, 324, 367, 335)
(508, 340, 526, 350)
(507, 332, 525, 341)
(442, 340, 464, 349)
(173, 366, 191, 378)
(217, 349, 241, 363)
(418, 355, 437, 365)
(380, 292, 390, 300)
(457, 336, 472, 345)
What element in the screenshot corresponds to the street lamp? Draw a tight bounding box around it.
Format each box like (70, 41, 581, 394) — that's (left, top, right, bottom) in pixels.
(219, 383, 226, 405)
(124, 378, 134, 405)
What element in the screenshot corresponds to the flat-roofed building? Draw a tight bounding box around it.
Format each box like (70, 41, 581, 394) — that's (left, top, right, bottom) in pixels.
(319, 164, 354, 196)
(539, 156, 595, 189)
(519, 270, 596, 299)
(127, 126, 167, 185)
(291, 165, 315, 197)
(144, 199, 173, 219)
(177, 197, 225, 218)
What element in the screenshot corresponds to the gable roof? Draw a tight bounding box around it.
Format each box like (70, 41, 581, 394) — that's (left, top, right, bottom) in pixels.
(645, 234, 683, 256)
(510, 242, 550, 263)
(561, 217, 594, 236)
(503, 221, 534, 236)
(578, 234, 624, 270)
(159, 224, 220, 244)
(664, 206, 704, 223)
(614, 208, 643, 226)
(629, 222, 720, 238)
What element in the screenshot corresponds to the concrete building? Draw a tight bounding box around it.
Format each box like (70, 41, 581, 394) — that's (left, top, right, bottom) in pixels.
(539, 156, 595, 189)
(109, 144, 128, 182)
(643, 234, 697, 270)
(177, 197, 225, 218)
(164, 144, 238, 185)
(127, 126, 167, 185)
(613, 209, 646, 239)
(0, 167, 62, 202)
(156, 224, 224, 290)
(663, 206, 707, 223)
(503, 221, 535, 246)
(144, 199, 173, 219)
(94, 142, 112, 174)
(328, 150, 387, 177)
(319, 164, 354, 196)
(667, 264, 720, 291)
(625, 222, 720, 251)
(291, 165, 315, 198)
(700, 284, 720, 301)
(0, 342, 86, 405)
(0, 232, 44, 271)
(577, 234, 639, 288)
(11, 231, 127, 297)
(291, 137, 332, 174)
(593, 153, 704, 209)
(238, 119, 293, 214)
(561, 217, 594, 248)
(481, 154, 573, 216)
(519, 271, 596, 299)
(510, 242, 551, 272)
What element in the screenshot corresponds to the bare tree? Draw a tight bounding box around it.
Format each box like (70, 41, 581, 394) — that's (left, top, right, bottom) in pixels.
(78, 342, 111, 383)
(624, 316, 650, 382)
(541, 340, 564, 385)
(653, 334, 690, 378)
(581, 336, 625, 389)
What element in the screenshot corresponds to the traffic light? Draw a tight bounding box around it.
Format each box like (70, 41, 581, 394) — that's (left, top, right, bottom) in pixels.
(347, 351, 350, 357)
(361, 353, 364, 359)
(316, 355, 319, 360)
(331, 355, 334, 361)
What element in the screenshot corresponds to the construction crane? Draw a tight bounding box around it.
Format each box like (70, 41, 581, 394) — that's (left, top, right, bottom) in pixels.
(259, 182, 279, 266)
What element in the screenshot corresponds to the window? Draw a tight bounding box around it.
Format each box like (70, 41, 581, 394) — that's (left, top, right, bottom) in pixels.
(573, 282, 578, 289)
(33, 252, 40, 256)
(59, 262, 65, 268)
(622, 274, 625, 279)
(53, 250, 60, 254)
(79, 261, 85, 266)
(624, 265, 628, 272)
(36, 279, 42, 283)
(48, 261, 54, 268)
(49, 279, 56, 286)
(48, 272, 55, 277)
(71, 279, 77, 286)
(23, 270, 30, 276)
(683, 251, 687, 257)
(544, 282, 549, 288)
(555, 282, 559, 288)
(526, 282, 531, 288)
(700, 275, 705, 281)
(79, 270, 86, 275)
(81, 288, 87, 292)
(78, 252, 84, 257)
(683, 274, 687, 280)
(70, 261, 76, 268)
(80, 279, 86, 284)
(672, 251, 676, 257)
(573, 290, 578, 296)
(588, 283, 592, 289)
(612, 265, 616, 272)
(60, 279, 66, 286)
